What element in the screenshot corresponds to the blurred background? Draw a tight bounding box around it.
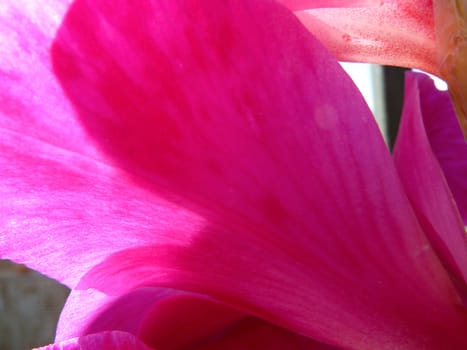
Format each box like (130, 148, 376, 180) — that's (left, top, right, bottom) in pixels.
(0, 260, 69, 349)
(0, 63, 447, 349)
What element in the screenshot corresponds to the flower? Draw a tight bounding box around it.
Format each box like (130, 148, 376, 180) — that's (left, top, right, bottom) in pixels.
(1, 0, 466, 349)
(279, 0, 467, 135)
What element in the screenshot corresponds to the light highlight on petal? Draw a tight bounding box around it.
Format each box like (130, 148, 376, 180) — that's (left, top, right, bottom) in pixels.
(36, 331, 153, 350)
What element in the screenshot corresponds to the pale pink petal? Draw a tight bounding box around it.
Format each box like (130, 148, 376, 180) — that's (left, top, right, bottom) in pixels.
(393, 72, 467, 300)
(414, 73, 467, 225)
(42, 0, 467, 347)
(293, 1, 438, 74)
(56, 289, 112, 341)
(0, 0, 94, 157)
(277, 0, 378, 11)
(36, 331, 153, 350)
(56, 288, 185, 341)
(0, 131, 206, 287)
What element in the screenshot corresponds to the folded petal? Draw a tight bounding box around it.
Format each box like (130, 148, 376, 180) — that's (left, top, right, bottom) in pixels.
(57, 287, 246, 350)
(44, 0, 467, 347)
(57, 288, 335, 350)
(393, 71, 467, 300)
(136, 294, 244, 349)
(194, 317, 337, 350)
(36, 331, 153, 350)
(56, 288, 187, 341)
(414, 73, 467, 225)
(291, 1, 437, 74)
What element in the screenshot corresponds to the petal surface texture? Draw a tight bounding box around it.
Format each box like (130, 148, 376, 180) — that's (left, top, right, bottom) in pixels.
(0, 0, 206, 287)
(36, 331, 153, 350)
(1, 0, 467, 349)
(393, 72, 467, 299)
(289, 0, 437, 74)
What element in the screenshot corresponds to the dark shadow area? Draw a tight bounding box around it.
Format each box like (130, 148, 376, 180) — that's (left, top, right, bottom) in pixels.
(383, 66, 407, 149)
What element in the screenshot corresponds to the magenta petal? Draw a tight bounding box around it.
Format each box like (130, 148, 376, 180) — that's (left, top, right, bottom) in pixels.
(137, 294, 245, 349)
(57, 289, 334, 350)
(0, 131, 206, 287)
(415, 74, 467, 225)
(47, 0, 467, 347)
(393, 71, 467, 299)
(36, 331, 153, 350)
(0, 0, 208, 287)
(197, 317, 337, 350)
(3, 0, 467, 348)
(58, 287, 246, 350)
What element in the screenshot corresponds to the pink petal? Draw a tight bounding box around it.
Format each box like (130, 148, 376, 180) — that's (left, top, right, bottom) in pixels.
(393, 71, 467, 300)
(55, 288, 184, 341)
(57, 288, 334, 350)
(414, 73, 467, 225)
(2, 0, 467, 348)
(292, 1, 438, 74)
(277, 0, 378, 11)
(137, 294, 245, 349)
(0, 0, 197, 287)
(43, 0, 466, 347)
(0, 128, 206, 287)
(194, 317, 337, 350)
(58, 287, 246, 350)
(36, 331, 153, 350)
(0, 0, 205, 287)
(56, 289, 113, 341)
